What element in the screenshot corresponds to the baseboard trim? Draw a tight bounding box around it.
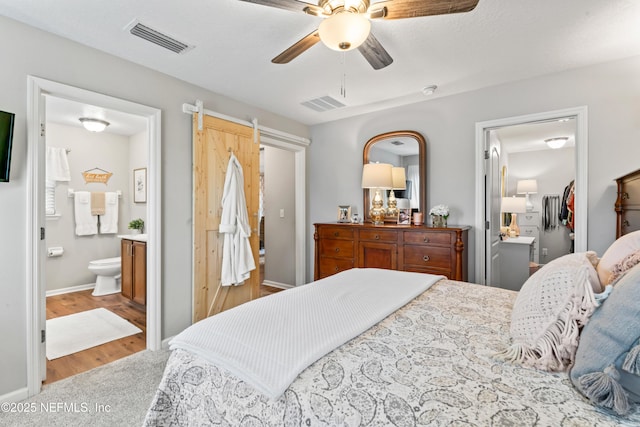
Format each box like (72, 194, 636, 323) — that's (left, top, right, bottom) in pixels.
(0, 386, 29, 403)
(46, 283, 95, 297)
(262, 280, 293, 290)
(161, 336, 174, 349)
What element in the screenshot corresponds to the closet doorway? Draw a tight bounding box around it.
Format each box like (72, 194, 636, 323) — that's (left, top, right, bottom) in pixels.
(260, 145, 296, 290)
(474, 107, 588, 286)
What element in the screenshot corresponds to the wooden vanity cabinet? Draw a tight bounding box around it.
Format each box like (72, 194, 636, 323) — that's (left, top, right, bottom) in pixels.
(616, 169, 640, 238)
(121, 239, 146, 307)
(314, 223, 469, 281)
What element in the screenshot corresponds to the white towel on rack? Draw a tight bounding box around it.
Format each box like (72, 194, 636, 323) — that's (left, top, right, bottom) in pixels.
(99, 192, 119, 234)
(74, 191, 97, 236)
(46, 147, 71, 182)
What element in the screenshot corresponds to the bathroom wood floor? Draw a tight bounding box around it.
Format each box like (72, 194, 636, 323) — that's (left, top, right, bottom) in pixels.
(45, 290, 146, 384)
(45, 282, 284, 384)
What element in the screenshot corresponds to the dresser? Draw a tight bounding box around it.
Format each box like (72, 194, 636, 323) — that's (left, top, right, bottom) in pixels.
(615, 168, 640, 238)
(499, 236, 535, 291)
(314, 223, 469, 281)
(518, 211, 540, 263)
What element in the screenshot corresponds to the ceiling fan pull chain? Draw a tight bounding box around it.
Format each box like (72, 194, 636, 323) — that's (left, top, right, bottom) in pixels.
(340, 52, 347, 98)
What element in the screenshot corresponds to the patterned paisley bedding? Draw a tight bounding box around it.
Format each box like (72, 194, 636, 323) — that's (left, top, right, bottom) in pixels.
(144, 279, 638, 426)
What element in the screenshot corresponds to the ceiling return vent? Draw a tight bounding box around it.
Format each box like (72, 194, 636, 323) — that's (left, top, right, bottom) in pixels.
(126, 20, 194, 54)
(301, 95, 346, 112)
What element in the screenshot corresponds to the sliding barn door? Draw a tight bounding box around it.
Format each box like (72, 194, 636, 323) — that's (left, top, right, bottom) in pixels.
(193, 114, 260, 322)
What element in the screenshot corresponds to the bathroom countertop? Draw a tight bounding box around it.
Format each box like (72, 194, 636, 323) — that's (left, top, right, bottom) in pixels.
(117, 233, 147, 242)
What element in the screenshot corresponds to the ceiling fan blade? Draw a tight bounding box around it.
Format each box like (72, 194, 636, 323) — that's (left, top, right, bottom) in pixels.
(357, 32, 393, 70)
(373, 0, 479, 20)
(238, 0, 323, 15)
(272, 30, 321, 64)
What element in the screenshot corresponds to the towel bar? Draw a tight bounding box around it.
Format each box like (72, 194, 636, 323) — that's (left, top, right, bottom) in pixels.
(68, 189, 122, 198)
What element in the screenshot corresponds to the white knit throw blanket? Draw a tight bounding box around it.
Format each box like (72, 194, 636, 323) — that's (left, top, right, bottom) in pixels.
(170, 268, 443, 400)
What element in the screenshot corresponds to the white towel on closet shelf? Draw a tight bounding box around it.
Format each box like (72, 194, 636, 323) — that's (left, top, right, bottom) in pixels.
(45, 147, 71, 182)
(74, 191, 97, 236)
(99, 192, 119, 234)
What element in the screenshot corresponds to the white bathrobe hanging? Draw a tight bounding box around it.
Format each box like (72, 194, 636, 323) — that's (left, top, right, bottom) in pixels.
(220, 153, 256, 286)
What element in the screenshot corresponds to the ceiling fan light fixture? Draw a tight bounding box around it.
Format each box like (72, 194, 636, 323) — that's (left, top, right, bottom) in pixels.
(318, 12, 371, 51)
(545, 137, 568, 149)
(79, 117, 110, 132)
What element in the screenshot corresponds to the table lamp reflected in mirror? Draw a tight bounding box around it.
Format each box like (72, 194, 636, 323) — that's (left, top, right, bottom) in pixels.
(386, 167, 407, 216)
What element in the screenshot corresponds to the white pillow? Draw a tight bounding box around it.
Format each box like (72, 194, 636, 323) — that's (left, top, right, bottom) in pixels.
(597, 231, 640, 286)
(495, 252, 601, 372)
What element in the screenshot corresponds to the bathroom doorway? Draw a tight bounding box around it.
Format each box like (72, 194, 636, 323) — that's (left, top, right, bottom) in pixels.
(26, 77, 161, 395)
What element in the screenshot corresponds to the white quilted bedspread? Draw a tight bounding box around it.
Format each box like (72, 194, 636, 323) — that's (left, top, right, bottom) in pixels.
(169, 268, 442, 400)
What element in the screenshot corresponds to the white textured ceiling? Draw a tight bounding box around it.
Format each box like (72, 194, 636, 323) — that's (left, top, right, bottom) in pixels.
(2, 0, 640, 126)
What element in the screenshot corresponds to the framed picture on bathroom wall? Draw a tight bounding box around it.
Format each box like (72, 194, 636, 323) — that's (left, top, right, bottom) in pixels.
(133, 167, 147, 203)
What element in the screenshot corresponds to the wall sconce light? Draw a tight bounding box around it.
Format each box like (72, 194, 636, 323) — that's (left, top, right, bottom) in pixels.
(79, 117, 110, 132)
(501, 196, 527, 237)
(516, 179, 538, 212)
(362, 163, 393, 225)
(386, 166, 407, 216)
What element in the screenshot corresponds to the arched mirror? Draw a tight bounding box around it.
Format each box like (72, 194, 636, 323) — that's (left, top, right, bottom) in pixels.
(363, 131, 427, 223)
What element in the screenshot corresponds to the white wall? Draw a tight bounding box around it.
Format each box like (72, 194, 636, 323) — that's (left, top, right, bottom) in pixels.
(0, 15, 308, 399)
(308, 55, 640, 282)
(508, 147, 575, 262)
(45, 123, 130, 291)
(264, 146, 296, 286)
(128, 130, 148, 225)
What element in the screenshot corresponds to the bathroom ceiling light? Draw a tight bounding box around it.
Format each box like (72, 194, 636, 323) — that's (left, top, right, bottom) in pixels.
(79, 117, 110, 132)
(545, 137, 568, 149)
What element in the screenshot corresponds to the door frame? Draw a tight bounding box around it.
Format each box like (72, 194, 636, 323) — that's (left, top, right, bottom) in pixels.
(26, 76, 162, 396)
(474, 106, 588, 285)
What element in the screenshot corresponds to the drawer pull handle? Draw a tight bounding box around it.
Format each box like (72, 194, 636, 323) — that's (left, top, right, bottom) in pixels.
(623, 220, 630, 227)
(423, 237, 430, 243)
(334, 266, 339, 272)
(335, 248, 340, 253)
(622, 192, 630, 200)
(334, 232, 339, 237)
(423, 255, 430, 262)
(375, 235, 380, 240)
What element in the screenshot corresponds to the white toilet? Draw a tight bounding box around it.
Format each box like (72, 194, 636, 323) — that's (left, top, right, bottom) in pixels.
(88, 257, 122, 296)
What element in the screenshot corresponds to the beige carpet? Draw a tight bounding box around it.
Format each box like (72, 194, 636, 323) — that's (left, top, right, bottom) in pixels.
(0, 348, 170, 427)
(46, 308, 142, 360)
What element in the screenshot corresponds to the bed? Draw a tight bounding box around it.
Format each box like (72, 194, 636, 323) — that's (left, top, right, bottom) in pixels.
(144, 266, 640, 426)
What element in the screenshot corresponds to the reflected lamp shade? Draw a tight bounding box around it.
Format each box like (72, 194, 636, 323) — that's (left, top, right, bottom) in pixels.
(501, 196, 527, 214)
(517, 179, 538, 212)
(318, 12, 371, 52)
(362, 163, 393, 189)
(391, 167, 407, 190)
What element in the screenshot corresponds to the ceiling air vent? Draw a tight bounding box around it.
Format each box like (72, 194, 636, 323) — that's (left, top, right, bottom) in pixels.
(301, 96, 346, 112)
(126, 20, 193, 54)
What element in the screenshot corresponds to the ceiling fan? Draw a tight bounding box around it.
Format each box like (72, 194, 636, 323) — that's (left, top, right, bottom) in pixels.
(238, 0, 479, 70)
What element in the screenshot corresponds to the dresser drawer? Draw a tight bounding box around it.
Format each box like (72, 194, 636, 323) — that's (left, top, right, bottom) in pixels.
(403, 246, 451, 269)
(519, 212, 539, 226)
(621, 176, 640, 207)
(319, 239, 354, 258)
(359, 229, 397, 242)
(621, 209, 640, 235)
(318, 226, 354, 240)
(318, 257, 354, 278)
(403, 230, 452, 246)
(519, 225, 538, 238)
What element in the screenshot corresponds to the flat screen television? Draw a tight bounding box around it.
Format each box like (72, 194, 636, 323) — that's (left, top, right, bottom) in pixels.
(0, 110, 15, 182)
